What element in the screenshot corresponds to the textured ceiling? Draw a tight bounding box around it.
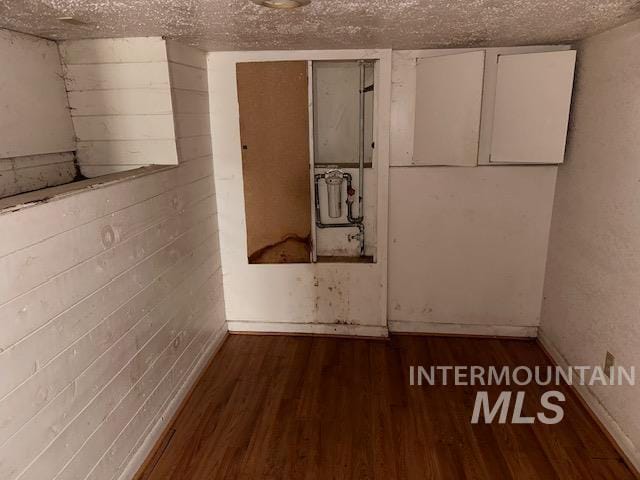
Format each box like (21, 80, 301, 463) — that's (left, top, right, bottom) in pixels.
(1, 0, 639, 51)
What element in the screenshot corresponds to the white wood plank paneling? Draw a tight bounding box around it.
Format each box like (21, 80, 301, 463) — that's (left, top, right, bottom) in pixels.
(73, 115, 176, 141)
(0, 190, 214, 357)
(59, 37, 168, 65)
(0, 30, 75, 159)
(166, 40, 207, 69)
(171, 90, 210, 114)
(1, 205, 222, 478)
(174, 114, 211, 138)
(0, 152, 72, 170)
(2, 236, 219, 480)
(87, 313, 224, 480)
(76, 139, 178, 166)
(0, 178, 214, 393)
(0, 153, 77, 199)
(168, 42, 214, 166)
(60, 38, 186, 176)
(0, 43, 224, 480)
(49, 276, 222, 480)
(63, 63, 171, 91)
(0, 156, 211, 257)
(177, 136, 212, 162)
(68, 89, 173, 116)
(0, 162, 76, 199)
(168, 63, 208, 92)
(114, 320, 226, 480)
(80, 165, 150, 177)
(0, 227, 218, 480)
(99, 46, 219, 479)
(413, 51, 484, 166)
(0, 236, 216, 443)
(0, 174, 212, 312)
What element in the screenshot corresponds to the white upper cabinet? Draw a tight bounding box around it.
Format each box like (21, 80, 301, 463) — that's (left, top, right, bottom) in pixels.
(489, 50, 576, 164)
(413, 51, 485, 166)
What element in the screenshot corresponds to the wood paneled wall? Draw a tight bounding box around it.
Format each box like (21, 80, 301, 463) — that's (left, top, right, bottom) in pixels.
(166, 40, 212, 165)
(59, 37, 179, 178)
(0, 45, 225, 480)
(0, 153, 76, 199)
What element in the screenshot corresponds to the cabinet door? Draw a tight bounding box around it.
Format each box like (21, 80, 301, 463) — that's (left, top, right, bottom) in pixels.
(413, 51, 484, 166)
(490, 50, 576, 164)
(236, 61, 311, 264)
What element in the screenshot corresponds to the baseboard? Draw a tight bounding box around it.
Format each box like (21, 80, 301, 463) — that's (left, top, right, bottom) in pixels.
(120, 324, 229, 480)
(227, 320, 389, 338)
(388, 320, 538, 338)
(537, 329, 640, 476)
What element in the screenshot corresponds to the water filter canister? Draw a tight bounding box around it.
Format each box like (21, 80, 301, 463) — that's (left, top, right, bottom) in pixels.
(324, 170, 344, 219)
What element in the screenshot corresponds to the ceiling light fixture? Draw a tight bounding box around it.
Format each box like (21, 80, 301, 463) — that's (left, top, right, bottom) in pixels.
(251, 0, 310, 9)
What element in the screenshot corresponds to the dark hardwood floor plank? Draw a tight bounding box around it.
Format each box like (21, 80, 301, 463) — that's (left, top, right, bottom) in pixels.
(136, 334, 636, 480)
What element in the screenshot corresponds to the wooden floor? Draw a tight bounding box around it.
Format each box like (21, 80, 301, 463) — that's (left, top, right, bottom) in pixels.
(137, 334, 636, 479)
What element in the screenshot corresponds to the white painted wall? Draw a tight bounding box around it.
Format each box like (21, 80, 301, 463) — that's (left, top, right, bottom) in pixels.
(388, 48, 563, 336)
(0, 29, 77, 198)
(0, 43, 226, 480)
(388, 166, 557, 337)
(59, 37, 179, 177)
(209, 49, 391, 337)
(539, 18, 640, 471)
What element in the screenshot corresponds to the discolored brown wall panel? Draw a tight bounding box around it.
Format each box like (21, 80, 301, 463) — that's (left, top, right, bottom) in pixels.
(236, 61, 311, 263)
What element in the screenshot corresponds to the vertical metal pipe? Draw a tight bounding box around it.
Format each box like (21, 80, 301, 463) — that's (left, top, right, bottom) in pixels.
(357, 61, 366, 256)
(358, 61, 365, 215)
(308, 61, 317, 262)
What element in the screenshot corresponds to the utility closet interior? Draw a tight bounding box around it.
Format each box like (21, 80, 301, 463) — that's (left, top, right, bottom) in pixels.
(1, 1, 639, 479)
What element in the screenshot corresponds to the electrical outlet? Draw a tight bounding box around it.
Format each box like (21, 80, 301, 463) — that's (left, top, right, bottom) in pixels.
(604, 351, 615, 380)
